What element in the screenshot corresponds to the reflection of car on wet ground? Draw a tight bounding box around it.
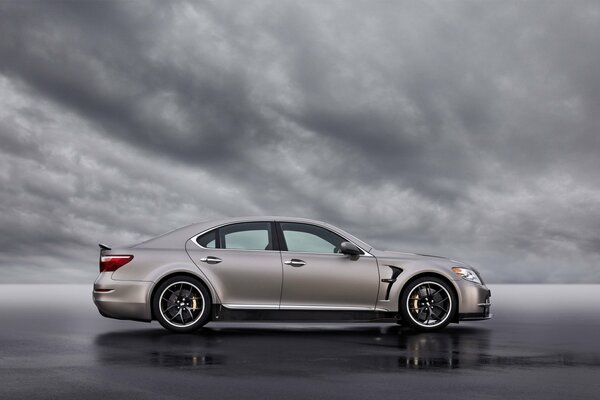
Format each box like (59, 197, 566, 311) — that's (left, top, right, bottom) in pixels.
(93, 217, 491, 332)
(94, 325, 493, 371)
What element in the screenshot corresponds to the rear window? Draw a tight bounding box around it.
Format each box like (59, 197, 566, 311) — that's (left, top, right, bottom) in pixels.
(195, 222, 274, 251)
(196, 230, 216, 248)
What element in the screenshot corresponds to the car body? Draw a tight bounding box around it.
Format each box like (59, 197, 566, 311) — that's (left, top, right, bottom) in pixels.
(93, 216, 491, 332)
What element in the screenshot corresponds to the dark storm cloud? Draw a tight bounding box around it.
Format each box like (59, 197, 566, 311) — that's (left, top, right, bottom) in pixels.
(1, 0, 599, 282)
(0, 1, 271, 166)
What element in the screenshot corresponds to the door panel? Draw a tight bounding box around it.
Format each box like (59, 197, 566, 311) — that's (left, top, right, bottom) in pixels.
(277, 221, 380, 309)
(187, 242, 283, 308)
(280, 252, 380, 309)
(185, 221, 282, 308)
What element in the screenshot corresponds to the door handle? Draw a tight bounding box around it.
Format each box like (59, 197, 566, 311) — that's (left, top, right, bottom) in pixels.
(200, 256, 222, 264)
(284, 259, 306, 267)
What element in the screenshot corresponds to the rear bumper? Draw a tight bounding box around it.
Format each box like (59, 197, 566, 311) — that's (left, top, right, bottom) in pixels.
(93, 273, 153, 322)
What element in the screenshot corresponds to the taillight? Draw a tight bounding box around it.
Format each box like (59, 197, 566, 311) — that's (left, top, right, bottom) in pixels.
(100, 255, 133, 272)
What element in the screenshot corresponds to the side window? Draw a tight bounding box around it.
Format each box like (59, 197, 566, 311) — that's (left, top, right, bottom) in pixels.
(280, 223, 347, 254)
(196, 229, 216, 248)
(220, 222, 273, 251)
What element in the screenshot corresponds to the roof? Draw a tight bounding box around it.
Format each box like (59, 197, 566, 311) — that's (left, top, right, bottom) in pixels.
(132, 216, 373, 251)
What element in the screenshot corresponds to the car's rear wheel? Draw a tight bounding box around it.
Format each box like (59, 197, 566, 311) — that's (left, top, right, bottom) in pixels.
(152, 276, 211, 333)
(399, 277, 456, 331)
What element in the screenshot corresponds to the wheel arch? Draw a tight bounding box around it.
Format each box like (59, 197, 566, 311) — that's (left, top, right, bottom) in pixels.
(398, 272, 461, 323)
(150, 271, 215, 320)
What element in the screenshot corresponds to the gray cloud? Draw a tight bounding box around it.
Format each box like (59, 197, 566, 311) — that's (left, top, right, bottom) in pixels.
(0, 0, 599, 283)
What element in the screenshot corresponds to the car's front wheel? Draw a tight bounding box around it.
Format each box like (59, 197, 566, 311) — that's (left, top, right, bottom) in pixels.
(152, 276, 211, 333)
(399, 277, 456, 331)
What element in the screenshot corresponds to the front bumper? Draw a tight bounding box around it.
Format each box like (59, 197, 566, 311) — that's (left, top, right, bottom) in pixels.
(456, 280, 492, 321)
(93, 273, 153, 322)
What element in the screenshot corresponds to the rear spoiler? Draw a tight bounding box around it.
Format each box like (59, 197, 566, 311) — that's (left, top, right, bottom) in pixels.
(99, 243, 111, 250)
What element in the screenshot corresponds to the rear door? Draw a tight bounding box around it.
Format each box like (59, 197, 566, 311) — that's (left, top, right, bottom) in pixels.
(277, 222, 379, 310)
(186, 221, 283, 308)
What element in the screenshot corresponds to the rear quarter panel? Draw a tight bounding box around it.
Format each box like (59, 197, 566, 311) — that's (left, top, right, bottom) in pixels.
(109, 248, 220, 304)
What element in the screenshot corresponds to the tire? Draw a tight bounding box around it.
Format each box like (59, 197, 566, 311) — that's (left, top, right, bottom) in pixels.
(152, 276, 211, 333)
(399, 276, 456, 331)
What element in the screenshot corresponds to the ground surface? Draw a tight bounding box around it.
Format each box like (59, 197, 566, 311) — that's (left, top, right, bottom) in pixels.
(0, 284, 599, 399)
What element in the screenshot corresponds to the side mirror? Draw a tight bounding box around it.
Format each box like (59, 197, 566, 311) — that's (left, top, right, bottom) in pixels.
(340, 241, 361, 256)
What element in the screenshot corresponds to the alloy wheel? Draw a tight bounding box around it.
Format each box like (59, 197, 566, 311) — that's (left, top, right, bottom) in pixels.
(159, 281, 205, 328)
(406, 281, 452, 328)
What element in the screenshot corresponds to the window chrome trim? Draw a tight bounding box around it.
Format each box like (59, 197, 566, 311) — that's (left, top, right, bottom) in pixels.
(190, 221, 275, 251)
(190, 220, 374, 257)
(280, 249, 374, 258)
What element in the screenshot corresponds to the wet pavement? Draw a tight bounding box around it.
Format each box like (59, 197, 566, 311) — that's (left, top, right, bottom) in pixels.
(1, 284, 599, 399)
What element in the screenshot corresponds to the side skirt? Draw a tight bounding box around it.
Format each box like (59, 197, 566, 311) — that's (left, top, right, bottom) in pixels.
(211, 305, 398, 323)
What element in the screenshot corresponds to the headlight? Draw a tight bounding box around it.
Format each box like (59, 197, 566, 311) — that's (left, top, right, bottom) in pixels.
(451, 267, 482, 284)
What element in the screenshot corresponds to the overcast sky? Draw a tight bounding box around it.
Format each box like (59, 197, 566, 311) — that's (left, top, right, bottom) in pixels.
(1, 0, 599, 283)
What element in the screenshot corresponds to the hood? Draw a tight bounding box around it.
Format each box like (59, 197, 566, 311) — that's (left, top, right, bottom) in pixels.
(370, 249, 473, 269)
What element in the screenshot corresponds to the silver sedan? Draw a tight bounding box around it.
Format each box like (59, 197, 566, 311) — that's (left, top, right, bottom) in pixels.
(93, 217, 491, 332)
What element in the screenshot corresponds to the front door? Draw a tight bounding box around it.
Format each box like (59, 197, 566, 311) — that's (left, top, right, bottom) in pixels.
(277, 222, 379, 309)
